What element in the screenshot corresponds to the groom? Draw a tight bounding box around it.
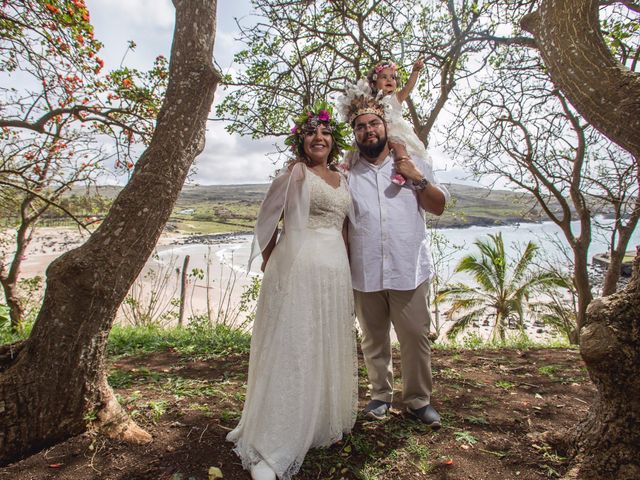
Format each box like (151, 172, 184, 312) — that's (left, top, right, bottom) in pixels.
(346, 97, 449, 428)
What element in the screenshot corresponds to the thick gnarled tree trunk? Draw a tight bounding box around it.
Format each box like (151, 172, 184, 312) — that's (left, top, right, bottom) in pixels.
(521, 0, 640, 161)
(0, 0, 220, 465)
(577, 274, 640, 479)
(522, 1, 640, 478)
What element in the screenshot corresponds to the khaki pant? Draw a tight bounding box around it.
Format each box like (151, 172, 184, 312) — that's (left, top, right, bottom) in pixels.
(354, 280, 433, 410)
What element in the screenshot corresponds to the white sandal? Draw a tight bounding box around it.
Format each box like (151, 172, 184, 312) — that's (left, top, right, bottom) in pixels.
(250, 460, 276, 480)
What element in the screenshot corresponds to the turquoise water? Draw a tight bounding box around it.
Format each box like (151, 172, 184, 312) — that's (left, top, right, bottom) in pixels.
(158, 218, 640, 280)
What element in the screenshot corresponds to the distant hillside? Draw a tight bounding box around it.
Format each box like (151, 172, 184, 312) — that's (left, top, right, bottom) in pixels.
(173, 183, 552, 228)
(440, 183, 553, 227)
(178, 184, 269, 204)
(69, 182, 554, 229)
(75, 184, 270, 203)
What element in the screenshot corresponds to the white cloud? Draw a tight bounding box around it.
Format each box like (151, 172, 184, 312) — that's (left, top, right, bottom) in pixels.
(86, 0, 174, 71)
(192, 120, 280, 185)
(89, 0, 174, 28)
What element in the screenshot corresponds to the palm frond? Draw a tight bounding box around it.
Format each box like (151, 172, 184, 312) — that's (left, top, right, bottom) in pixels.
(511, 241, 538, 285)
(446, 308, 486, 340)
(456, 251, 498, 293)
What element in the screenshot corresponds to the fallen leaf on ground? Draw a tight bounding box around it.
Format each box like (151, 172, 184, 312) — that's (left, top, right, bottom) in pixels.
(208, 466, 223, 479)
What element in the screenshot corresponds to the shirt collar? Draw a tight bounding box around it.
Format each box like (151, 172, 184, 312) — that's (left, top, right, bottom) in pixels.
(358, 152, 393, 170)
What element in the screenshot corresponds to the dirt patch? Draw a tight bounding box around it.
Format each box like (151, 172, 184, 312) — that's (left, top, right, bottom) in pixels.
(1, 347, 592, 479)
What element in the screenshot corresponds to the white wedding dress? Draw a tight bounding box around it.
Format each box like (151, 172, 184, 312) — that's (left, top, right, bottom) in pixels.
(226, 168, 357, 480)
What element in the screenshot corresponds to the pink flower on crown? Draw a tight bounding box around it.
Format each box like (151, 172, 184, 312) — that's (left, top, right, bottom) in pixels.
(375, 62, 397, 74)
(318, 109, 330, 122)
(291, 125, 298, 134)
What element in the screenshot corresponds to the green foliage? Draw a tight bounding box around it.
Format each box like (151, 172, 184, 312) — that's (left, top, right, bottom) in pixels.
(600, 5, 640, 68)
(107, 369, 140, 389)
(0, 273, 41, 336)
(0, 304, 9, 327)
(220, 409, 241, 422)
(461, 332, 484, 349)
(495, 380, 516, 390)
(464, 415, 489, 425)
(237, 275, 261, 326)
(454, 430, 478, 445)
(0, 302, 30, 345)
(107, 323, 251, 358)
(538, 365, 561, 377)
(0, 318, 32, 344)
(147, 400, 169, 423)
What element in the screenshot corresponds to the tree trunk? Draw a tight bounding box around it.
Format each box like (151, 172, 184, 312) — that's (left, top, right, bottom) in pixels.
(521, 0, 640, 160)
(0, 197, 36, 331)
(0, 0, 220, 466)
(602, 248, 624, 297)
(576, 275, 640, 479)
(0, 276, 22, 333)
(179, 254, 190, 327)
(572, 246, 593, 343)
(522, 1, 640, 477)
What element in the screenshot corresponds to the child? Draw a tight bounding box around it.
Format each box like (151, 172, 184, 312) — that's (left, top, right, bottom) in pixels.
(368, 59, 431, 185)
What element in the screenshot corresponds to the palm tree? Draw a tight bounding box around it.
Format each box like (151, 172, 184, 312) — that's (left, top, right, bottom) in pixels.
(530, 273, 577, 342)
(436, 233, 564, 342)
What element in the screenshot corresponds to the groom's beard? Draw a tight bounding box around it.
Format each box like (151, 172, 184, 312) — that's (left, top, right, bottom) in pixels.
(356, 133, 387, 158)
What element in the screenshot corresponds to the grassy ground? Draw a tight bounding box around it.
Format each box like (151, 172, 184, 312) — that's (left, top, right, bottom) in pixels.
(1, 326, 590, 480)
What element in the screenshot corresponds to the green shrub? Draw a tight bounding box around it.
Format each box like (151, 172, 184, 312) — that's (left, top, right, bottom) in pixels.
(107, 322, 251, 357)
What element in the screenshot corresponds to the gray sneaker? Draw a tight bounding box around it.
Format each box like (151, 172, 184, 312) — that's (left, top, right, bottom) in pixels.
(364, 400, 391, 420)
(406, 404, 441, 429)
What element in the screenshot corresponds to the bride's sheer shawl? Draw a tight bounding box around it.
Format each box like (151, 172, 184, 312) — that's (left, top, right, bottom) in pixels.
(248, 162, 308, 272)
(248, 162, 355, 274)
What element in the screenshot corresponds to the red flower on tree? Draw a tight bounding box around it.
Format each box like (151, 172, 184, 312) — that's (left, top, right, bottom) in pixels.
(94, 57, 104, 73)
(44, 4, 60, 15)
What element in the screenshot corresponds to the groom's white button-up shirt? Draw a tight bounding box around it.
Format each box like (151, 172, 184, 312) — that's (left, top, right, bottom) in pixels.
(348, 153, 450, 292)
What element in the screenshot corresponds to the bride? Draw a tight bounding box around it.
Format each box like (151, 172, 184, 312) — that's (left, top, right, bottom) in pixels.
(226, 101, 357, 480)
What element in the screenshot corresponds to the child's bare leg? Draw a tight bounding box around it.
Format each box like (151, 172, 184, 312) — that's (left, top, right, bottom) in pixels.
(389, 140, 409, 161)
(389, 140, 408, 184)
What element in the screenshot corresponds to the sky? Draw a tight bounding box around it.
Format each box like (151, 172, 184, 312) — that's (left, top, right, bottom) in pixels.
(85, 0, 477, 186)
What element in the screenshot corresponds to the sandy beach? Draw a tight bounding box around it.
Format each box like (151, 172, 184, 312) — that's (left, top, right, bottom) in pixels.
(4, 226, 256, 329)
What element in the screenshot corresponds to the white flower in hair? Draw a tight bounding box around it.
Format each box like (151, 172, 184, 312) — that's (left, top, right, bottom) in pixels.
(337, 79, 386, 124)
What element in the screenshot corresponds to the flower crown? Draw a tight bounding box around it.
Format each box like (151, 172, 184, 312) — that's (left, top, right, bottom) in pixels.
(284, 100, 352, 162)
(336, 79, 386, 124)
(371, 61, 398, 81)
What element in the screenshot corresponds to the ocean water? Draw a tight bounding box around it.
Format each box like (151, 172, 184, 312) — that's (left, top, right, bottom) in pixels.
(155, 218, 640, 284)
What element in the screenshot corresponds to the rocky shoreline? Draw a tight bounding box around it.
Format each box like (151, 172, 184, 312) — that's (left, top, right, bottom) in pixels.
(180, 231, 253, 245)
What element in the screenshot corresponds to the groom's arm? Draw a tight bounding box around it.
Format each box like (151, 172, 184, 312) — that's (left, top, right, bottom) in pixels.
(394, 157, 446, 215)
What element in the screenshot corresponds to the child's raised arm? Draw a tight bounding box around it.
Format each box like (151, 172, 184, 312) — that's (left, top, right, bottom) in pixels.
(397, 58, 424, 104)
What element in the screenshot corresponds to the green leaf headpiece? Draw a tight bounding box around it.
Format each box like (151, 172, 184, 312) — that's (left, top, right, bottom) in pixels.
(284, 100, 352, 164)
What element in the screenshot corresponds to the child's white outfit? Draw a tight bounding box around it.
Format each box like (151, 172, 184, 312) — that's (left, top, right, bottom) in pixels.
(380, 94, 433, 167)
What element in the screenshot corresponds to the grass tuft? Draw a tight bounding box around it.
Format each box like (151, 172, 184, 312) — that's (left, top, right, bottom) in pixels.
(107, 323, 251, 357)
